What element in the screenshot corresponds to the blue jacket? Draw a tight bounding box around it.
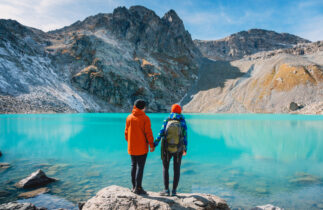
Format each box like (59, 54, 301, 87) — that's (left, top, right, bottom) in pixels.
(154, 113, 187, 151)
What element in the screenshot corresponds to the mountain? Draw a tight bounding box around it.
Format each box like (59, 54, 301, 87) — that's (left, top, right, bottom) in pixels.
(0, 6, 322, 114)
(182, 41, 323, 114)
(0, 6, 201, 113)
(194, 29, 311, 61)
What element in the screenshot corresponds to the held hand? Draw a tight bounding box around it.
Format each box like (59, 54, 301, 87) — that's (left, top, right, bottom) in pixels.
(183, 151, 187, 156)
(150, 147, 155, 152)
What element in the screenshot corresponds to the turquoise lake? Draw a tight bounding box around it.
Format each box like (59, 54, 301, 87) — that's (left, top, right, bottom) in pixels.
(0, 113, 323, 209)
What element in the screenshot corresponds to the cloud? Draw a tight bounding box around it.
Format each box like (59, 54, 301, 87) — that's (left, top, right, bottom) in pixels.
(0, 0, 322, 41)
(295, 16, 323, 41)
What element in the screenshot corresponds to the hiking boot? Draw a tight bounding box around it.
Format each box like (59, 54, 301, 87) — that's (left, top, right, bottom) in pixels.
(134, 187, 147, 195)
(159, 189, 170, 196)
(131, 187, 135, 192)
(171, 189, 177, 196)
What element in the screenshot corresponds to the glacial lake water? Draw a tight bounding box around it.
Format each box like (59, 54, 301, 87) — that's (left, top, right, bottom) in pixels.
(0, 113, 323, 209)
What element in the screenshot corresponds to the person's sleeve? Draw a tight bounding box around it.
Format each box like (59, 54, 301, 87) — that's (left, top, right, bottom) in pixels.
(145, 117, 154, 148)
(182, 119, 188, 152)
(154, 118, 168, 147)
(125, 117, 129, 142)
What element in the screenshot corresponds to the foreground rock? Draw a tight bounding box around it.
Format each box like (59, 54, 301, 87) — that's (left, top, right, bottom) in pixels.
(82, 185, 229, 210)
(18, 187, 50, 198)
(0, 202, 45, 210)
(15, 169, 57, 189)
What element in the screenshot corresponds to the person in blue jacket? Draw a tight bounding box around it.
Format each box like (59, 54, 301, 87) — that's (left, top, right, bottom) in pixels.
(154, 104, 187, 196)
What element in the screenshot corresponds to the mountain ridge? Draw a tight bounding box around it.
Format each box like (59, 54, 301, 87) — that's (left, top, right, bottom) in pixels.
(194, 28, 311, 61)
(0, 5, 322, 114)
(0, 6, 201, 113)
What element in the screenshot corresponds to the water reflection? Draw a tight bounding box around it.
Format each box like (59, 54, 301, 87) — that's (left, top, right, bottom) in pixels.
(188, 118, 323, 162)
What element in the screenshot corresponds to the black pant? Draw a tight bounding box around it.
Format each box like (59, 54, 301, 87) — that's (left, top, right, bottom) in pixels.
(163, 152, 183, 190)
(131, 154, 147, 189)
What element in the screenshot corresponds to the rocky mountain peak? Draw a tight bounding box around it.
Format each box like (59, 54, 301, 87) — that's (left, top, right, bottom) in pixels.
(0, 19, 45, 39)
(128, 5, 159, 18)
(195, 28, 311, 61)
(162, 9, 181, 24)
(112, 6, 130, 19)
(233, 28, 310, 44)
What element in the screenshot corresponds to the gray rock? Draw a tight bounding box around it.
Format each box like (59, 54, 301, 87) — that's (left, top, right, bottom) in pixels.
(82, 185, 230, 210)
(15, 169, 57, 189)
(0, 202, 45, 210)
(251, 204, 282, 210)
(0, 162, 10, 172)
(289, 102, 303, 111)
(0, 162, 10, 167)
(78, 202, 85, 210)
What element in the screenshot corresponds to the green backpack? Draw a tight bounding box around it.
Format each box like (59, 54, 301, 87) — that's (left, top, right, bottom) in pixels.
(165, 120, 184, 153)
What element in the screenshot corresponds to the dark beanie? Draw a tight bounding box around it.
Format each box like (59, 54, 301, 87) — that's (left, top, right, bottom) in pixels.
(134, 99, 146, 110)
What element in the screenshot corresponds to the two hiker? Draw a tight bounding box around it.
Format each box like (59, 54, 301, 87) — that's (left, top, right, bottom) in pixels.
(125, 100, 187, 196)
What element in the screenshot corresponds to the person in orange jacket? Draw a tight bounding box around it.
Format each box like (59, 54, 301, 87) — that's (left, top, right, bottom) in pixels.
(125, 99, 155, 195)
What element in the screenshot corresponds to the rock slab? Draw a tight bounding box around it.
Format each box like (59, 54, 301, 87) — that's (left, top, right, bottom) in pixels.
(18, 187, 50, 198)
(15, 169, 57, 189)
(252, 204, 282, 210)
(82, 185, 230, 210)
(0, 202, 45, 210)
(0, 162, 10, 172)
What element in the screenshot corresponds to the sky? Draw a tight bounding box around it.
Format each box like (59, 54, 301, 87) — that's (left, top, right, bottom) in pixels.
(0, 0, 322, 41)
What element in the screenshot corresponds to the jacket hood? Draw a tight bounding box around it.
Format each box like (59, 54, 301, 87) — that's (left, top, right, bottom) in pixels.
(132, 106, 145, 116)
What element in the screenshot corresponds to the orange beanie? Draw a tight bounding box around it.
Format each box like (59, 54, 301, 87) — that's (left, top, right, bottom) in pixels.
(171, 104, 182, 114)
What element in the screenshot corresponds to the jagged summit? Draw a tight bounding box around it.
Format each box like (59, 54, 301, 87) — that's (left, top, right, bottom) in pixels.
(195, 28, 311, 61)
(162, 9, 181, 23)
(48, 6, 199, 57)
(0, 5, 200, 113)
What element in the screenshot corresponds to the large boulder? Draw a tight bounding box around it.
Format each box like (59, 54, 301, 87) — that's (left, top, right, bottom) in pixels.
(82, 185, 230, 210)
(0, 202, 45, 210)
(15, 169, 57, 189)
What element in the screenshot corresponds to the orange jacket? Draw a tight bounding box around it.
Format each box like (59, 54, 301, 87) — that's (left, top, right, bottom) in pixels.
(125, 106, 154, 155)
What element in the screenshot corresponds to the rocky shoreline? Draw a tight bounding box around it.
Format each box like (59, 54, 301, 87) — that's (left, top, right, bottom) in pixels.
(0, 164, 230, 209)
(0, 174, 230, 210)
(0, 185, 285, 210)
(0, 153, 291, 210)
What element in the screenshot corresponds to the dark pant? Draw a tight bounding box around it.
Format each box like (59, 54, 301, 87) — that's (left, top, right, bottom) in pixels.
(131, 154, 147, 189)
(163, 152, 183, 190)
